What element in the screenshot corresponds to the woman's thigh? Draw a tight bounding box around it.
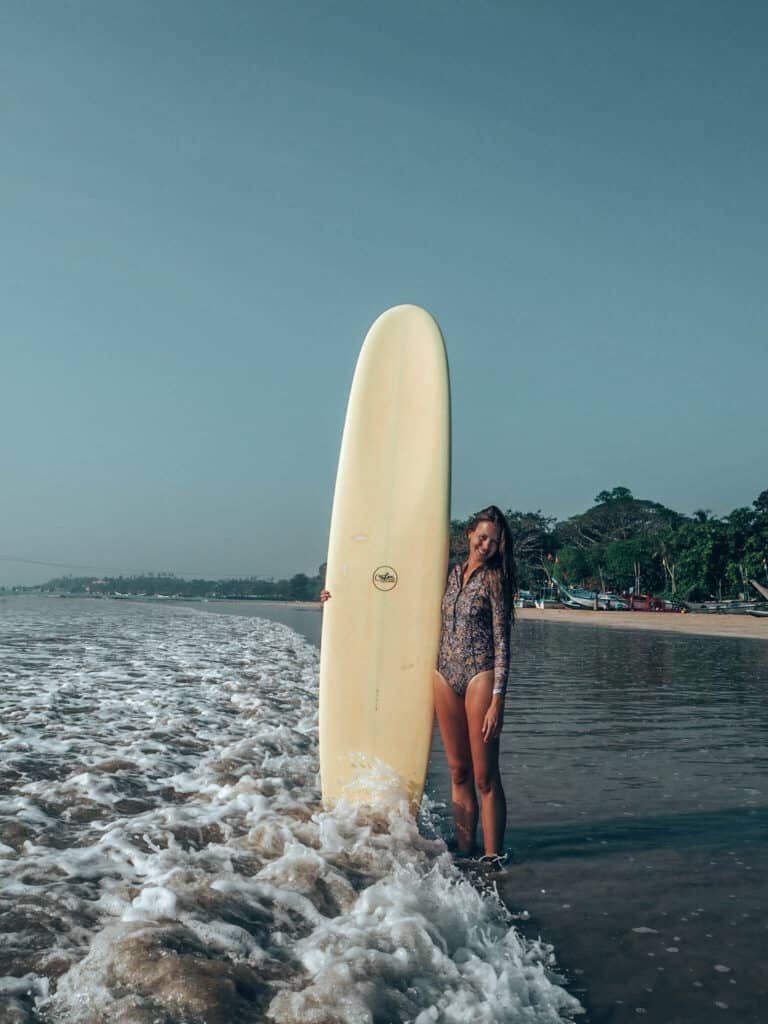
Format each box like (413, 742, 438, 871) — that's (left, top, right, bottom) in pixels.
(464, 671, 500, 784)
(433, 671, 472, 773)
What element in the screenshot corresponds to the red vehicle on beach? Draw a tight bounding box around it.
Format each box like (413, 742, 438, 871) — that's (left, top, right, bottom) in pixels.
(625, 593, 680, 612)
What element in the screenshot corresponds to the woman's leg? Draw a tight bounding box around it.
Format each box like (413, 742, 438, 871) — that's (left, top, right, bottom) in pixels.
(433, 671, 477, 854)
(465, 671, 507, 856)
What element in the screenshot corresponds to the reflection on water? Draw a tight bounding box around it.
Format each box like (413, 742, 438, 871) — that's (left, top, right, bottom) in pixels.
(426, 620, 768, 1024)
(498, 622, 767, 828)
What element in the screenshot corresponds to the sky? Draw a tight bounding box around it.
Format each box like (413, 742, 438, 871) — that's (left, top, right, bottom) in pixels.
(1, 1, 766, 586)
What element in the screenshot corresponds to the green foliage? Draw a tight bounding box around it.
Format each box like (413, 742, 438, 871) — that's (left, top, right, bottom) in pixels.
(542, 484, 767, 601)
(658, 519, 729, 601)
(552, 545, 594, 585)
(594, 486, 634, 504)
(27, 484, 768, 606)
(39, 571, 324, 602)
(556, 492, 682, 549)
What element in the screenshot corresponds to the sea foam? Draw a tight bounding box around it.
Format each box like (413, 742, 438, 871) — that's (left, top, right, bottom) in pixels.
(0, 598, 581, 1022)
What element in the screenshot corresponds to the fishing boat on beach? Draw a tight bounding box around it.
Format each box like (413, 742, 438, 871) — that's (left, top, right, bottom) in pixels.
(533, 583, 564, 609)
(551, 577, 628, 610)
(748, 580, 768, 616)
(696, 598, 760, 614)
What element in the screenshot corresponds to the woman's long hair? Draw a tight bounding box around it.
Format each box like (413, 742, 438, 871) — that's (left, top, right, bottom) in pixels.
(466, 505, 516, 624)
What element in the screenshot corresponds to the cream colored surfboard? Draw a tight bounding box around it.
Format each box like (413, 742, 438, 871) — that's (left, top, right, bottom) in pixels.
(319, 304, 450, 811)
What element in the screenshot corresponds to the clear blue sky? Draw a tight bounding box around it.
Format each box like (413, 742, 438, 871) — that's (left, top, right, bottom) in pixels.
(2, 1, 766, 585)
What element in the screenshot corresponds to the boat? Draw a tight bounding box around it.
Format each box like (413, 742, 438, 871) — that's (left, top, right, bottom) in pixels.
(698, 599, 759, 614)
(747, 581, 768, 617)
(534, 584, 563, 609)
(551, 577, 628, 611)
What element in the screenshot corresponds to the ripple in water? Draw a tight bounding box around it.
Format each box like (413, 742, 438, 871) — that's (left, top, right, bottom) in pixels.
(0, 599, 581, 1023)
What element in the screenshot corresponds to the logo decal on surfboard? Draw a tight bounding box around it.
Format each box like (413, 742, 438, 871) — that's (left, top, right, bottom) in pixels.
(372, 566, 398, 591)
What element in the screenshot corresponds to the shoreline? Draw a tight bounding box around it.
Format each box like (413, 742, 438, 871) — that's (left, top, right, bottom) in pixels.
(515, 605, 768, 641)
(17, 594, 768, 642)
(228, 600, 768, 642)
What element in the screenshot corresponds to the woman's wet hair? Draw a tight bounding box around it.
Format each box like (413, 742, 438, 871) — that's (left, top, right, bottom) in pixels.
(467, 505, 516, 623)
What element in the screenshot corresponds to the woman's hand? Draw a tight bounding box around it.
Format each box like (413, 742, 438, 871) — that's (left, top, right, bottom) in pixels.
(319, 589, 331, 604)
(481, 695, 504, 743)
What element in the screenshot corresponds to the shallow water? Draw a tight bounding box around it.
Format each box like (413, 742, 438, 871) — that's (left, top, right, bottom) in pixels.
(0, 597, 578, 1023)
(222, 602, 768, 1023)
(475, 620, 767, 1023)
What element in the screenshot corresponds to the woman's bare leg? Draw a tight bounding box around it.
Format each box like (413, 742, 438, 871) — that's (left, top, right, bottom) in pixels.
(433, 671, 477, 854)
(465, 671, 507, 855)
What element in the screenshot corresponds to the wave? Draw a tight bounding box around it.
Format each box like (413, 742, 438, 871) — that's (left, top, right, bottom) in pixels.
(0, 599, 580, 1022)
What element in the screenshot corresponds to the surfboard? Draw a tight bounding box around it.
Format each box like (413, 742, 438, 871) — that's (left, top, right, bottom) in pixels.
(319, 304, 451, 811)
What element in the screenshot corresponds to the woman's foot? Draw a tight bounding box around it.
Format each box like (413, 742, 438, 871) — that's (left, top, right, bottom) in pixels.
(476, 851, 511, 870)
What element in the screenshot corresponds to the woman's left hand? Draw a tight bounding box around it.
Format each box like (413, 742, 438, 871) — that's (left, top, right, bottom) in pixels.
(481, 696, 504, 743)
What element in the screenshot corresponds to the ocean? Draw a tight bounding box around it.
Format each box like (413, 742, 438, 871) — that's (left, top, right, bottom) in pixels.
(0, 596, 579, 1023)
(206, 601, 768, 1023)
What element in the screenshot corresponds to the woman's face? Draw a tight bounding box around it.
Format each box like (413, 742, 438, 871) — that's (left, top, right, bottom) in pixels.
(467, 520, 501, 562)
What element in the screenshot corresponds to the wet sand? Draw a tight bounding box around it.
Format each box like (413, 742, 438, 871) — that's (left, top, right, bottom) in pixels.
(498, 840, 767, 1023)
(516, 607, 768, 641)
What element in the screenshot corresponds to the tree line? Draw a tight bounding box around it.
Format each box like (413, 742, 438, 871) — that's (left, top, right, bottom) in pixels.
(449, 486, 768, 602)
(36, 571, 324, 602)
(27, 485, 768, 604)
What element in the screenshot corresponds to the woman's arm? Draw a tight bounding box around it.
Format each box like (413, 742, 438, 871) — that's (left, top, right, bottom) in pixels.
(482, 578, 510, 742)
(490, 578, 510, 698)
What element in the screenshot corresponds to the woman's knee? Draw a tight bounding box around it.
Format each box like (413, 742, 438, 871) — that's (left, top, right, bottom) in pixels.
(473, 767, 499, 796)
(449, 763, 473, 788)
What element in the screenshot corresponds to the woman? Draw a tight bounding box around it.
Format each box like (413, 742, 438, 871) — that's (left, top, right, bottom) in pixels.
(320, 504, 514, 862)
(435, 505, 514, 863)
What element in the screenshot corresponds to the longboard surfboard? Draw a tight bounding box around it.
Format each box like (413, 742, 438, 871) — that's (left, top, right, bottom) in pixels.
(319, 305, 451, 810)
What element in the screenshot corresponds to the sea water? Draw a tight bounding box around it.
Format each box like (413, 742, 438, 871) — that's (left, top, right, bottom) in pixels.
(252, 603, 768, 1023)
(0, 597, 580, 1023)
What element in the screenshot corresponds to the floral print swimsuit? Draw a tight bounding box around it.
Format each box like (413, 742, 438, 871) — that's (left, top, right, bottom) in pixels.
(437, 563, 510, 697)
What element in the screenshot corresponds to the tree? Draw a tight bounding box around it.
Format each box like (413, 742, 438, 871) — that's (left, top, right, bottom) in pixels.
(552, 545, 596, 586)
(555, 490, 682, 549)
(594, 486, 634, 504)
(505, 509, 555, 588)
(660, 518, 728, 601)
(604, 537, 663, 593)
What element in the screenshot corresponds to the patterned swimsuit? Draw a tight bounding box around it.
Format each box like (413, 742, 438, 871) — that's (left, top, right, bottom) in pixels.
(437, 563, 510, 697)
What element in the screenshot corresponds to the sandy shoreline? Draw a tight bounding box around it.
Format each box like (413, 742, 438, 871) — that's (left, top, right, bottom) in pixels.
(244, 599, 768, 642)
(514, 605, 768, 640)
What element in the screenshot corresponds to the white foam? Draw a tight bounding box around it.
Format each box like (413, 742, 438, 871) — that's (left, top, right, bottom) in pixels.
(0, 599, 581, 1022)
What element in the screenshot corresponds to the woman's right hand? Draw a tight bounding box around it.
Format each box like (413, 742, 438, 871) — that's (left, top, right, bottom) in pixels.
(319, 589, 331, 604)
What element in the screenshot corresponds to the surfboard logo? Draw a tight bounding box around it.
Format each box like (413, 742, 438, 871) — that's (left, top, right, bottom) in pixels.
(372, 565, 398, 591)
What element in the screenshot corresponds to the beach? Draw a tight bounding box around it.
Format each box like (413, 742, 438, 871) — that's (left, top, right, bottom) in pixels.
(3, 596, 765, 1023)
(246, 600, 767, 1023)
(219, 600, 768, 643)
(516, 606, 768, 642)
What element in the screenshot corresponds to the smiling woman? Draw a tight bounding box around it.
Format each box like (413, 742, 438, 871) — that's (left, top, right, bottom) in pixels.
(434, 505, 516, 861)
